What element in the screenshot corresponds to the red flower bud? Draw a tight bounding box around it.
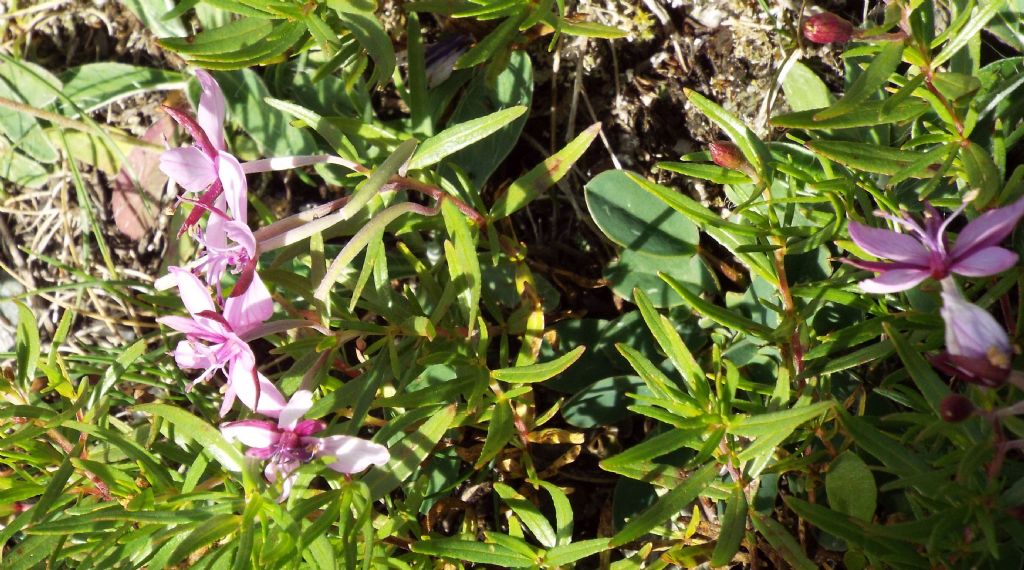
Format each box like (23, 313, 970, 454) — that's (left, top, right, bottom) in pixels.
(803, 12, 855, 44)
(940, 394, 974, 422)
(709, 141, 745, 170)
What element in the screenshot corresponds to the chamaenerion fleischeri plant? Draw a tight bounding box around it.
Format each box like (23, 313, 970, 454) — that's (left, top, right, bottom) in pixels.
(564, 0, 1024, 567)
(4, 0, 1024, 568)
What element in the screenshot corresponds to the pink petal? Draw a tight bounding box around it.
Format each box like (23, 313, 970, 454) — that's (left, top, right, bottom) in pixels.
(159, 147, 217, 193)
(279, 390, 314, 431)
(951, 246, 1019, 277)
(848, 221, 931, 264)
(233, 371, 287, 418)
(940, 289, 1011, 361)
(205, 194, 229, 250)
(170, 339, 218, 370)
(223, 272, 273, 336)
(266, 460, 300, 502)
(221, 420, 280, 448)
(858, 269, 930, 294)
(167, 267, 216, 318)
(223, 220, 257, 257)
(156, 315, 215, 338)
(227, 347, 261, 407)
(217, 151, 248, 224)
(241, 155, 360, 173)
(316, 435, 390, 473)
(195, 69, 226, 152)
(293, 419, 326, 436)
(950, 197, 1024, 260)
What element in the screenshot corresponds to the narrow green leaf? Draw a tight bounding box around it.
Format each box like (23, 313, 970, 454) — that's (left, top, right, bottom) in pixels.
(364, 404, 456, 499)
(782, 61, 831, 112)
(656, 162, 752, 184)
(626, 172, 760, 236)
(814, 42, 904, 121)
(491, 345, 586, 384)
(60, 64, 184, 114)
(455, 11, 527, 69)
(477, 400, 515, 468)
(610, 461, 718, 547)
(29, 456, 74, 523)
(442, 198, 481, 332)
(14, 301, 39, 389)
(1, 534, 63, 570)
(558, 20, 628, 38)
(543, 538, 610, 566)
(166, 514, 241, 567)
(730, 401, 833, 438)
(327, 0, 397, 86)
(960, 140, 1001, 207)
(932, 0, 1007, 67)
(825, 451, 877, 522)
(490, 123, 600, 219)
(532, 480, 574, 545)
(771, 99, 928, 129)
(884, 323, 950, 415)
(134, 404, 245, 472)
(710, 485, 748, 566)
(411, 536, 536, 567)
(839, 413, 928, 476)
(87, 339, 147, 410)
(631, 288, 708, 401)
(684, 89, 770, 180)
(409, 106, 528, 170)
(159, 18, 273, 56)
(807, 140, 926, 175)
(494, 483, 558, 548)
(750, 512, 816, 570)
(661, 273, 774, 339)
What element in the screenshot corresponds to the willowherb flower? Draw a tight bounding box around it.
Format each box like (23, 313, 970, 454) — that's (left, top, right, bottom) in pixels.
(160, 70, 359, 237)
(156, 267, 277, 415)
(803, 12, 856, 44)
(845, 197, 1024, 294)
(221, 389, 390, 500)
(932, 282, 1013, 388)
(181, 151, 262, 298)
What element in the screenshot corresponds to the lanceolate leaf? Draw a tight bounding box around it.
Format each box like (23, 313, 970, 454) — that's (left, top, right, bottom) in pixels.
(491, 346, 586, 383)
(814, 42, 904, 121)
(490, 123, 600, 220)
(409, 106, 528, 170)
(134, 404, 246, 473)
(363, 404, 456, 499)
(610, 461, 718, 547)
(411, 536, 536, 567)
(684, 89, 770, 180)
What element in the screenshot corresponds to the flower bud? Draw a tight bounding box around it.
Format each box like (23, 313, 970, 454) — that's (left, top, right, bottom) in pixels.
(803, 12, 855, 44)
(939, 286, 1013, 388)
(940, 394, 974, 422)
(709, 141, 745, 170)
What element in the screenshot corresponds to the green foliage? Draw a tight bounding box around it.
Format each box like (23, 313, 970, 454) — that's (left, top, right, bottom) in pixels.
(4, 0, 1024, 568)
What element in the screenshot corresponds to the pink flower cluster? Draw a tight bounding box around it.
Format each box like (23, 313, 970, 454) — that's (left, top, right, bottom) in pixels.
(155, 70, 388, 499)
(846, 197, 1024, 387)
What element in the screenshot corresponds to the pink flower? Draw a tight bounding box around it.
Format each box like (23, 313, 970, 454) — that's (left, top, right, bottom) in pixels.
(159, 70, 359, 237)
(160, 70, 232, 236)
(932, 283, 1013, 388)
(221, 389, 390, 500)
(156, 267, 276, 415)
(845, 198, 1024, 293)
